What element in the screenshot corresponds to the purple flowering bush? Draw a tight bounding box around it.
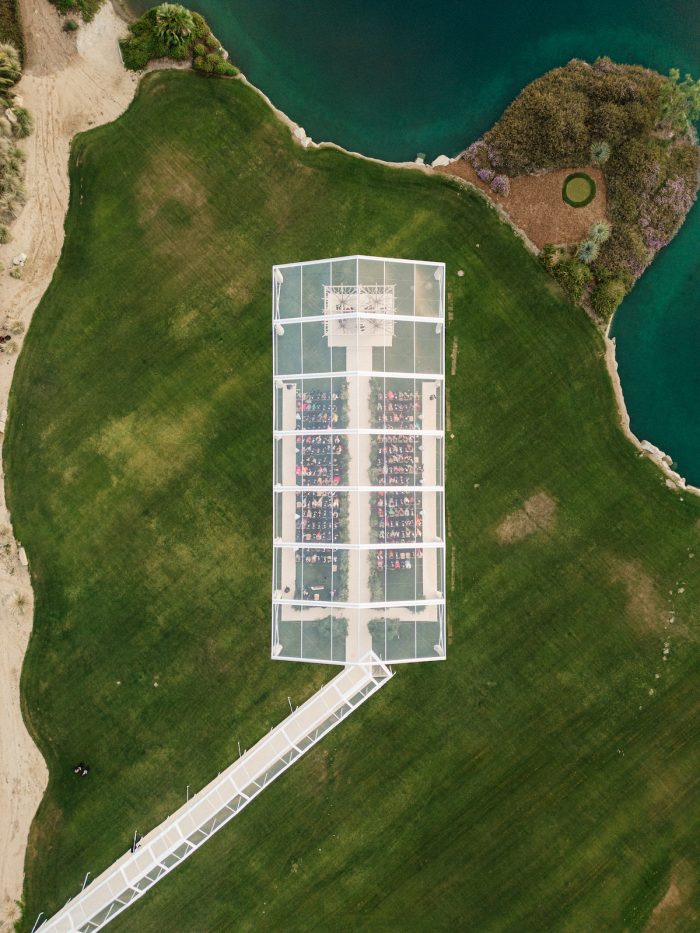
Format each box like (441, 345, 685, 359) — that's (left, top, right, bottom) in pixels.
(490, 175, 510, 195)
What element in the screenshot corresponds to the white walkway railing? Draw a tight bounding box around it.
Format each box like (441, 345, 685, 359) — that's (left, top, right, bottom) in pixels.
(37, 654, 392, 932)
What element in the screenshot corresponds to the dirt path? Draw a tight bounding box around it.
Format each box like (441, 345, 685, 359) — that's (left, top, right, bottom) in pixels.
(0, 2, 137, 926)
(435, 159, 607, 249)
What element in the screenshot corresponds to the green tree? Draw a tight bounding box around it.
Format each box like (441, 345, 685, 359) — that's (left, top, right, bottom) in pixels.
(659, 68, 700, 132)
(153, 3, 195, 49)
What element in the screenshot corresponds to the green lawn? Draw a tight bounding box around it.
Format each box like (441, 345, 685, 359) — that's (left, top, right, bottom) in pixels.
(7, 71, 700, 931)
(563, 172, 597, 207)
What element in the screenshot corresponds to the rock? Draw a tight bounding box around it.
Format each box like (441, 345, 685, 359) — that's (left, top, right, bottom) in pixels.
(12, 253, 27, 267)
(4, 108, 17, 125)
(292, 125, 312, 148)
(18, 546, 28, 567)
(431, 154, 451, 168)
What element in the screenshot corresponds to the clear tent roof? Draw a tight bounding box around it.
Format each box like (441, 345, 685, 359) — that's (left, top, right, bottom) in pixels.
(272, 256, 446, 664)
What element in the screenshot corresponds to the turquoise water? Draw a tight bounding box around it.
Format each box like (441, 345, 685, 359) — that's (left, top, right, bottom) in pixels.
(131, 0, 700, 483)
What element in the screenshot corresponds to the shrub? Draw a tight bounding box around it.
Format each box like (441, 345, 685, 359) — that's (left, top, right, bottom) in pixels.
(63, 18, 79, 31)
(11, 107, 32, 139)
(588, 220, 611, 243)
(540, 244, 558, 269)
(552, 257, 593, 302)
(0, 43, 21, 90)
(0, 225, 9, 243)
(591, 105, 629, 144)
(0, 136, 26, 219)
(590, 140, 611, 164)
(551, 257, 592, 302)
(462, 139, 492, 173)
(490, 174, 510, 195)
(596, 223, 649, 279)
(577, 239, 600, 264)
(213, 60, 238, 77)
(590, 278, 627, 320)
(154, 3, 195, 49)
(317, 617, 348, 639)
(193, 54, 213, 74)
(659, 68, 700, 133)
(469, 60, 696, 310)
(121, 5, 237, 77)
(481, 58, 664, 176)
(120, 37, 151, 71)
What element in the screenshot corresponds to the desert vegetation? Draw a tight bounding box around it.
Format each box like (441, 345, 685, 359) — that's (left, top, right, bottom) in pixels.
(0, 0, 22, 52)
(120, 4, 238, 76)
(461, 59, 700, 321)
(50, 0, 100, 23)
(0, 41, 32, 238)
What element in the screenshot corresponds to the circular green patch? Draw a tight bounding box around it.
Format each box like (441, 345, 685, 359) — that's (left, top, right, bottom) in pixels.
(562, 172, 596, 207)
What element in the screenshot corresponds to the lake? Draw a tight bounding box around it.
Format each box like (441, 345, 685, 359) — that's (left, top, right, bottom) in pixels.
(131, 0, 700, 484)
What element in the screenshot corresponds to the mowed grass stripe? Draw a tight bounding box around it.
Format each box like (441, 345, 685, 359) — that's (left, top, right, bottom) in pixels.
(6, 72, 700, 930)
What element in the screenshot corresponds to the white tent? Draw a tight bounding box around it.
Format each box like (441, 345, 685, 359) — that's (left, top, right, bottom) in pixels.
(272, 256, 447, 664)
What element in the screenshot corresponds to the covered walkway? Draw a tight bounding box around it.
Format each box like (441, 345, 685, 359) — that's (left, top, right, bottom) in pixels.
(37, 654, 392, 933)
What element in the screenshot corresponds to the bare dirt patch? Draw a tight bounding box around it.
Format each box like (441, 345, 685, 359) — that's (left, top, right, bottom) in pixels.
(436, 160, 607, 249)
(645, 862, 697, 931)
(495, 491, 557, 543)
(94, 405, 207, 491)
(609, 558, 666, 633)
(137, 146, 209, 227)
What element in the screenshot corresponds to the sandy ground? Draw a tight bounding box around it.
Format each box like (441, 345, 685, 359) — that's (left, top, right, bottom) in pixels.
(495, 491, 557, 543)
(435, 159, 607, 249)
(0, 1, 137, 926)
